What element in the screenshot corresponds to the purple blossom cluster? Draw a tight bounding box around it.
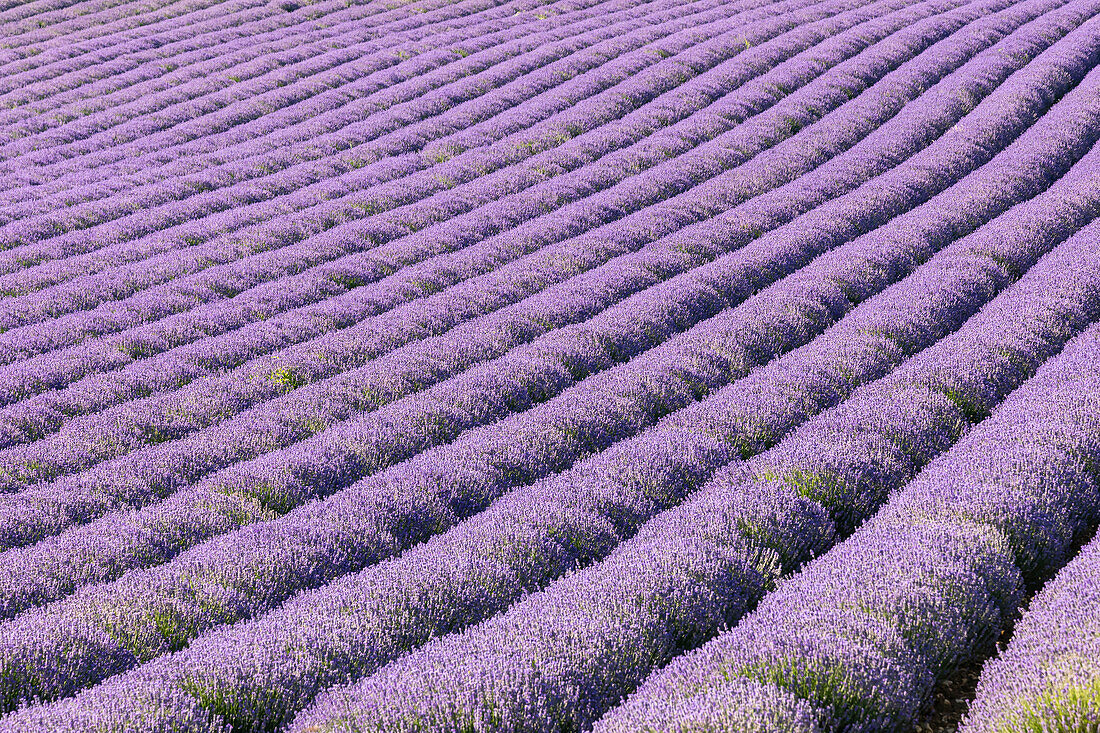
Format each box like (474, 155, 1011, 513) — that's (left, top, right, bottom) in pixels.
(278, 159, 1100, 733)
(4, 2, 1100, 722)
(960, 529, 1100, 733)
(1, 0, 1098, 728)
(0, 0, 1032, 552)
(597, 237, 1100, 733)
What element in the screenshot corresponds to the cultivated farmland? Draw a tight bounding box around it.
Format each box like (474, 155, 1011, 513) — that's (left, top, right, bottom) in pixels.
(0, 0, 1098, 728)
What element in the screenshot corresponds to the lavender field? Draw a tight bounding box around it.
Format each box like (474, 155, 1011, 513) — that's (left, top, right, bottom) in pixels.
(0, 0, 1098, 727)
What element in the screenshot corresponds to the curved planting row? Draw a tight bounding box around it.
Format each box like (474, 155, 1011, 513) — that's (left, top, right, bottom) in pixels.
(2, 0, 1099, 728)
(960, 529, 1100, 733)
(19, 112, 1100, 733)
(597, 275, 1100, 733)
(0, 2, 1098, 715)
(0, 0, 1073, 510)
(0, 0, 931, 437)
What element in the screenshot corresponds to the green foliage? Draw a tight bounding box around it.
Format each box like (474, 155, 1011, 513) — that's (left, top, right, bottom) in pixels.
(935, 385, 990, 424)
(328, 272, 369, 289)
(115, 339, 159, 359)
(996, 677, 1100, 733)
(151, 609, 194, 653)
(403, 278, 440, 295)
(209, 282, 244, 299)
(139, 425, 175, 446)
(729, 659, 885, 728)
(778, 468, 846, 504)
(268, 366, 310, 392)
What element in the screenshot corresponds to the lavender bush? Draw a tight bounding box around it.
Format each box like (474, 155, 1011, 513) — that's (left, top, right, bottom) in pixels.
(960, 530, 1100, 733)
(0, 0, 1098, 728)
(595, 248, 1100, 733)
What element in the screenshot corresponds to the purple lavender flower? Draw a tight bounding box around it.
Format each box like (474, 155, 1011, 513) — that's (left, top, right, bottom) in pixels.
(2, 0, 1100, 730)
(19, 33, 1100, 728)
(960, 530, 1100, 733)
(597, 286, 1100, 733)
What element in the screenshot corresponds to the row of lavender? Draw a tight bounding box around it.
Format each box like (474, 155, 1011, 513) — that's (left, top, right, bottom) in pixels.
(0, 0, 1086, 627)
(8, 130, 1100, 731)
(0, 0, 1037, 548)
(2, 0, 1100, 727)
(960, 521, 1100, 731)
(0, 0, 1064, 508)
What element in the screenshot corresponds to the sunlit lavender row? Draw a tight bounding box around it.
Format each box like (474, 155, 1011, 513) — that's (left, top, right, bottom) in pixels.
(1, 0, 1098, 728)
